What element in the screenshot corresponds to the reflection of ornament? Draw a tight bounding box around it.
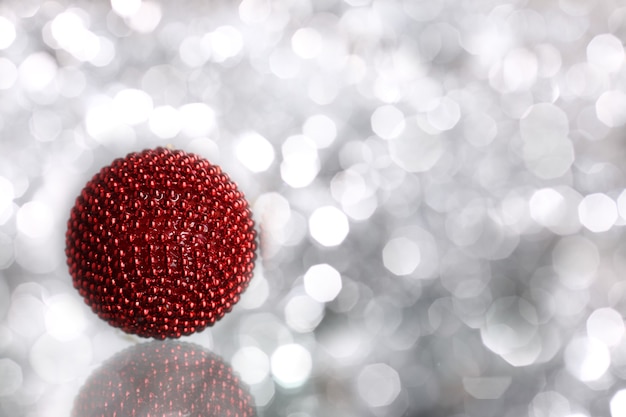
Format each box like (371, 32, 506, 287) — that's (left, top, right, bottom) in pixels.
(72, 341, 256, 417)
(66, 147, 257, 339)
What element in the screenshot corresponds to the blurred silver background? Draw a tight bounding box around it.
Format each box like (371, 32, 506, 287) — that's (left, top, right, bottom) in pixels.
(1, 0, 626, 416)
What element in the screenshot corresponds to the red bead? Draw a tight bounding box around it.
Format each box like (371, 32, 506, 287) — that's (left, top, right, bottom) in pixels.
(66, 147, 257, 339)
(72, 341, 256, 417)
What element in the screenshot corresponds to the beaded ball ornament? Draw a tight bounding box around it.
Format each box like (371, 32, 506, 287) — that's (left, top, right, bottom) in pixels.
(65, 147, 257, 339)
(72, 341, 256, 417)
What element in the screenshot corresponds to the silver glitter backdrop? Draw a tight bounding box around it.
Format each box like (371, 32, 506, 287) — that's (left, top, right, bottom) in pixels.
(1, 0, 626, 416)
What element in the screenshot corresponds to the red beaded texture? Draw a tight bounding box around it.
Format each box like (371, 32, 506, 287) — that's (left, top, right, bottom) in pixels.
(66, 147, 257, 339)
(72, 341, 256, 417)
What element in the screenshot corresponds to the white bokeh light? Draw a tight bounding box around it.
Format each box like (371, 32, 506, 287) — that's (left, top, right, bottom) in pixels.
(179, 103, 216, 137)
(111, 0, 142, 17)
(236, 131, 275, 172)
(0, 16, 16, 49)
(271, 344, 312, 388)
(303, 263, 342, 303)
(529, 188, 564, 227)
(529, 392, 574, 417)
(481, 297, 541, 367)
(566, 62, 604, 97)
(564, 337, 610, 382)
(611, 390, 626, 417)
(303, 114, 337, 148)
(19, 52, 57, 92)
(207, 25, 243, 62)
(280, 135, 320, 188)
(114, 88, 154, 125)
(578, 193, 617, 232)
(371, 105, 406, 139)
(238, 0, 271, 23)
(91, 36, 116, 67)
(382, 237, 421, 276)
(618, 189, 626, 221)
(389, 124, 444, 172)
(586, 308, 624, 347)
(528, 186, 582, 235)
(127, 1, 162, 34)
(357, 363, 401, 407)
(50, 11, 101, 63)
(427, 96, 461, 131)
(30, 334, 92, 383)
(148, 105, 182, 139)
(44, 294, 88, 342)
(309, 206, 349, 246)
(85, 97, 133, 145)
(330, 168, 377, 221)
(587, 33, 624, 73)
(16, 201, 54, 239)
(254, 192, 294, 250)
(292, 27, 322, 59)
(179, 36, 209, 67)
(502, 48, 538, 91)
(463, 111, 498, 147)
(596, 90, 626, 127)
(232, 346, 270, 385)
(269, 48, 301, 79)
(535, 43, 562, 77)
(285, 295, 324, 332)
(15, 234, 62, 274)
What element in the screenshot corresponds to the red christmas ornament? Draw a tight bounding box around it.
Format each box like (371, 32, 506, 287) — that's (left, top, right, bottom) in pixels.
(66, 147, 256, 339)
(72, 341, 256, 417)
